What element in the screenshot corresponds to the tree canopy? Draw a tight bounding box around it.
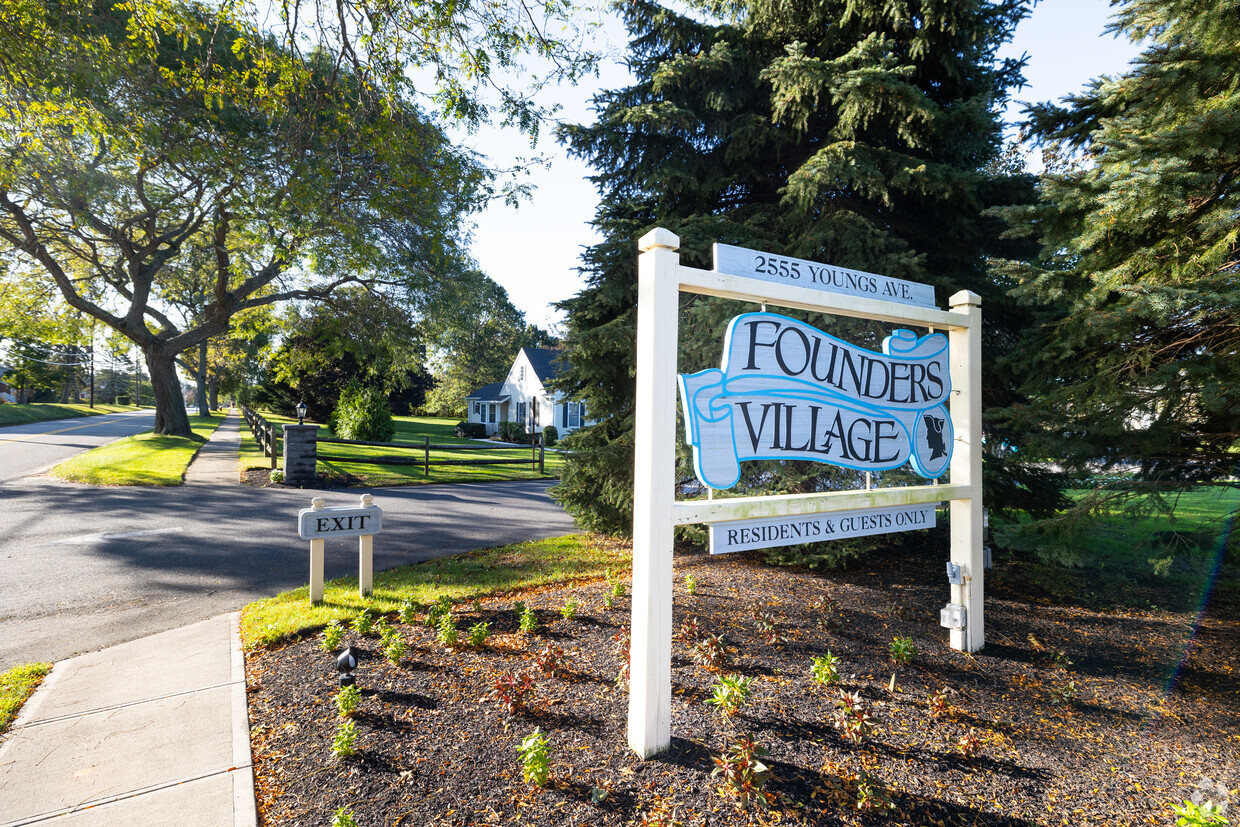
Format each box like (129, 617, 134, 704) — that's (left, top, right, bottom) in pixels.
(551, 0, 1050, 541)
(0, 0, 484, 434)
(993, 0, 1240, 489)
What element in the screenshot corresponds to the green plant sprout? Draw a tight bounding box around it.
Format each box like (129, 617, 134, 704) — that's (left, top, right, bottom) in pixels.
(467, 621, 491, 647)
(335, 684, 361, 717)
(889, 636, 916, 664)
(517, 727, 551, 787)
(560, 597, 579, 621)
(811, 652, 841, 687)
(321, 620, 345, 652)
(684, 573, 697, 594)
(519, 605, 539, 634)
(332, 719, 358, 758)
(707, 674, 754, 718)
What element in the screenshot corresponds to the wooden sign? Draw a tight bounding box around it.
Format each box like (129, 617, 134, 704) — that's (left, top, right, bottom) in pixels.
(298, 503, 383, 540)
(679, 311, 952, 489)
(714, 243, 936, 308)
(709, 504, 936, 554)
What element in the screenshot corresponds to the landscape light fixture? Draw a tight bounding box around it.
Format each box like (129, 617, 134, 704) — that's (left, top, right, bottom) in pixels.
(336, 646, 358, 687)
(296, 400, 307, 425)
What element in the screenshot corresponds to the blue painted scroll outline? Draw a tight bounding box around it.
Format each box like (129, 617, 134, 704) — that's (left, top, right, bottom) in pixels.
(679, 312, 954, 490)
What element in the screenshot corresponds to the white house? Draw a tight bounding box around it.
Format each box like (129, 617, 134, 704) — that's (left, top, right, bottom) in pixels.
(464, 347, 589, 437)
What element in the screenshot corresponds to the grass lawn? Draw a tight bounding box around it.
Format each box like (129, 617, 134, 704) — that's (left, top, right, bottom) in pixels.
(0, 663, 51, 735)
(49, 413, 224, 485)
(240, 411, 564, 486)
(997, 483, 1239, 612)
(240, 533, 627, 648)
(0, 402, 138, 427)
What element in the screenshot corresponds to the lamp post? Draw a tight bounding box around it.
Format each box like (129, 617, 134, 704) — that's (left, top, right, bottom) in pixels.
(296, 400, 307, 425)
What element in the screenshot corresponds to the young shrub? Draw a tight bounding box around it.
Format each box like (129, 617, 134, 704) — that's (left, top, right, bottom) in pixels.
(353, 609, 375, 637)
(751, 609, 787, 645)
(332, 719, 358, 758)
(712, 734, 770, 810)
(889, 635, 917, 665)
(1050, 677, 1078, 706)
(425, 595, 453, 627)
(384, 633, 408, 665)
(519, 605, 539, 634)
(1171, 799, 1231, 826)
(268, 469, 285, 484)
(486, 670, 536, 715)
(517, 728, 551, 788)
(928, 687, 952, 718)
(467, 621, 491, 648)
(398, 599, 419, 625)
(436, 612, 459, 648)
(691, 633, 730, 672)
(855, 770, 895, 813)
(373, 615, 390, 642)
(512, 600, 527, 620)
(684, 573, 697, 595)
(707, 674, 755, 719)
(833, 690, 877, 743)
(331, 807, 359, 827)
(603, 591, 616, 610)
(321, 620, 345, 652)
(606, 570, 625, 599)
(335, 683, 361, 717)
(810, 652, 841, 687)
(535, 643, 570, 678)
(559, 597, 579, 621)
(675, 616, 703, 643)
(956, 729, 981, 757)
(333, 382, 395, 442)
(541, 424, 558, 447)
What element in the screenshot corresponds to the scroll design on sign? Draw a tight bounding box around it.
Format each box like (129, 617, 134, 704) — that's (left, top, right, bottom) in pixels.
(678, 312, 953, 489)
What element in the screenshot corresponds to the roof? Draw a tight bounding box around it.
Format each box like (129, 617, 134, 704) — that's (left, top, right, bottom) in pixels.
(521, 347, 566, 385)
(464, 382, 509, 402)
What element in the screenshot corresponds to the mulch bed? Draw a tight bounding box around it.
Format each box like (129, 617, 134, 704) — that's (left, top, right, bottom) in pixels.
(245, 541, 1240, 826)
(242, 468, 369, 489)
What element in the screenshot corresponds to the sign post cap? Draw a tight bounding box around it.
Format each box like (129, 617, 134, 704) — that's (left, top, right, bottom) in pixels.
(311, 497, 326, 510)
(948, 289, 982, 308)
(638, 227, 679, 252)
(360, 493, 374, 506)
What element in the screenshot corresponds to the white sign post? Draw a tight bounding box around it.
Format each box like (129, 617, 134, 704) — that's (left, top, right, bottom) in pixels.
(628, 228, 984, 759)
(297, 494, 383, 602)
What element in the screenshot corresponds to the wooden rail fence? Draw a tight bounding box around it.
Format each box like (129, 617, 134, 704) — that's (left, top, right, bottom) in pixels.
(317, 435, 545, 476)
(240, 405, 278, 469)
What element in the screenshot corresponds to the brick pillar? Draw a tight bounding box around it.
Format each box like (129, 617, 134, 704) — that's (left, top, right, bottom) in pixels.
(283, 424, 318, 486)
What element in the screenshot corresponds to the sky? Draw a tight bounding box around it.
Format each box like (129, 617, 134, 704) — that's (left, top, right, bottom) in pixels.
(460, 0, 1146, 331)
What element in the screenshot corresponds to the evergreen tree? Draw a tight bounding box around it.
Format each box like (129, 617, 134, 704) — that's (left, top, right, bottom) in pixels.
(552, 0, 1051, 541)
(993, 0, 1240, 505)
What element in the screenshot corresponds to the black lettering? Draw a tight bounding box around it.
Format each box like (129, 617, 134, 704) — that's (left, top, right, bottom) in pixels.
(784, 404, 813, 452)
(775, 326, 812, 376)
(820, 410, 850, 459)
(737, 402, 776, 452)
(331, 517, 346, 530)
(771, 403, 783, 450)
(727, 529, 738, 545)
(839, 350, 865, 396)
(907, 362, 927, 404)
(316, 518, 330, 532)
(846, 418, 873, 462)
(874, 420, 901, 463)
(809, 338, 839, 383)
(744, 320, 782, 370)
(926, 362, 944, 398)
(863, 358, 890, 400)
(889, 362, 911, 403)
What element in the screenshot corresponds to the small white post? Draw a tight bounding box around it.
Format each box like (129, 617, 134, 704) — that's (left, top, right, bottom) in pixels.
(358, 493, 374, 597)
(309, 497, 326, 604)
(948, 290, 984, 652)
(629, 227, 680, 758)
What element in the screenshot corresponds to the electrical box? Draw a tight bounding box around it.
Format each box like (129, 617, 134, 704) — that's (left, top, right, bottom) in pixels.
(946, 561, 965, 585)
(940, 603, 967, 630)
(983, 508, 990, 542)
(984, 546, 993, 569)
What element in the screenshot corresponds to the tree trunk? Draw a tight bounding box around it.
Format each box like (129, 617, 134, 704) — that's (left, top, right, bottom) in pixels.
(208, 372, 220, 411)
(145, 347, 192, 436)
(196, 340, 210, 417)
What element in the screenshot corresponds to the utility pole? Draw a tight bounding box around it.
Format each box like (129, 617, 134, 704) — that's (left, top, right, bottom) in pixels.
(88, 342, 94, 408)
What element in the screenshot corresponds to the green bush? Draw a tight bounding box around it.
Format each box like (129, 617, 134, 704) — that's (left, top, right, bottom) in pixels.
(498, 420, 528, 444)
(541, 425, 558, 447)
(455, 421, 487, 438)
(332, 383, 395, 442)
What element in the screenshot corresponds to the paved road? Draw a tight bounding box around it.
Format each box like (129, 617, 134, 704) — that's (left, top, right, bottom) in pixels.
(0, 477, 576, 670)
(0, 409, 157, 483)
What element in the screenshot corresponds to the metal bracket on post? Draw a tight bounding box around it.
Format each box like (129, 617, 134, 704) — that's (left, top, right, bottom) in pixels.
(940, 603, 967, 630)
(946, 561, 965, 586)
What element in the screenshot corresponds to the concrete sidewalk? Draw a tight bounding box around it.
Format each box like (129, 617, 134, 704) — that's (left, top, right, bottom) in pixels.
(185, 409, 242, 485)
(0, 614, 255, 826)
